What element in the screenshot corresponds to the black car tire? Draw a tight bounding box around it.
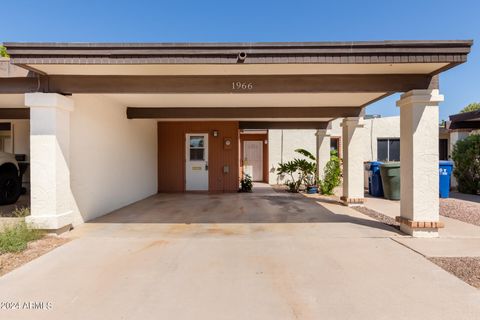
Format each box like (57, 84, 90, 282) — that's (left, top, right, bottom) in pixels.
(0, 169, 22, 205)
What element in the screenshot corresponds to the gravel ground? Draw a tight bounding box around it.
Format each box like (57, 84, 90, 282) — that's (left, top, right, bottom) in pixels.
(0, 236, 69, 277)
(428, 257, 480, 289)
(440, 198, 480, 227)
(353, 206, 400, 230)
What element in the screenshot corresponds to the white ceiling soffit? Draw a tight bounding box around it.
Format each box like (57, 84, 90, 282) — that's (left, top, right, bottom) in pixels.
(102, 92, 386, 108)
(0, 94, 25, 108)
(27, 63, 448, 76)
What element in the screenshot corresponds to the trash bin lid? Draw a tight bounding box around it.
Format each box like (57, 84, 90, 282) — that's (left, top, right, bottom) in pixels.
(380, 162, 400, 168)
(369, 161, 383, 169)
(439, 160, 454, 167)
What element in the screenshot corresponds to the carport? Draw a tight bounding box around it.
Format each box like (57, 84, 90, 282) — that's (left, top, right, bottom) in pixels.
(0, 40, 473, 237)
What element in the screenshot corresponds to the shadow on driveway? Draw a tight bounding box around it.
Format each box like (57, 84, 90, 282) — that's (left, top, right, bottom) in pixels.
(90, 190, 402, 235)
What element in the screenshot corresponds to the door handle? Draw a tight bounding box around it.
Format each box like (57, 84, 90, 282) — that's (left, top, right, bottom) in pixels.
(205, 162, 208, 171)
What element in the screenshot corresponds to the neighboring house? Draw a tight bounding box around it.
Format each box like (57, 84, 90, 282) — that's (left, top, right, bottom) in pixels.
(0, 40, 473, 238)
(267, 115, 455, 185)
(448, 109, 480, 134)
(447, 109, 480, 188)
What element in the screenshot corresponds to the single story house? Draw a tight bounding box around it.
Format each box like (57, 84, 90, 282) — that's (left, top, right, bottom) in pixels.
(0, 40, 473, 237)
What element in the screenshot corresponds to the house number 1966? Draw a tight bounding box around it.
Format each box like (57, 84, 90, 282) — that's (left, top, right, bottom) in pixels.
(232, 82, 254, 90)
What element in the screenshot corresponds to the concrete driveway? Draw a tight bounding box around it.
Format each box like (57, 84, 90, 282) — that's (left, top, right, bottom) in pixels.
(1, 184, 479, 319)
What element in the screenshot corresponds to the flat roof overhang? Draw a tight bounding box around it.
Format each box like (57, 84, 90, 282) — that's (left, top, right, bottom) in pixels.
(0, 40, 473, 126)
(2, 40, 472, 81)
(4, 40, 472, 67)
(448, 109, 480, 130)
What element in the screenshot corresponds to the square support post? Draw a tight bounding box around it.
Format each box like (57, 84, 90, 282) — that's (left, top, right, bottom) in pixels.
(340, 117, 365, 206)
(25, 93, 74, 233)
(316, 129, 331, 181)
(396, 89, 444, 237)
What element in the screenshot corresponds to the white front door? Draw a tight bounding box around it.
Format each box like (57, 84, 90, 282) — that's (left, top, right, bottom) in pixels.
(185, 133, 209, 191)
(243, 141, 263, 181)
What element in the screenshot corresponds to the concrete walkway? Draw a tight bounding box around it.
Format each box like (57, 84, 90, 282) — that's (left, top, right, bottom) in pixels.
(0, 184, 479, 319)
(364, 194, 480, 257)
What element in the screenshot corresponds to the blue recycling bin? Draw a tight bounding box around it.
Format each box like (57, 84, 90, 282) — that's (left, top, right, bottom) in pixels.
(439, 160, 454, 198)
(367, 161, 384, 197)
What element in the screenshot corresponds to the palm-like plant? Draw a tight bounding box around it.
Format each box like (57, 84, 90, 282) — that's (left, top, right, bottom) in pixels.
(295, 149, 317, 186)
(294, 148, 316, 161)
(276, 149, 317, 192)
(277, 160, 302, 192)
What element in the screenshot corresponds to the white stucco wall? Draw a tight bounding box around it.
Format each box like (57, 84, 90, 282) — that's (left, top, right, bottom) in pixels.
(268, 129, 317, 184)
(328, 118, 343, 137)
(267, 116, 402, 184)
(69, 94, 157, 224)
(363, 116, 400, 161)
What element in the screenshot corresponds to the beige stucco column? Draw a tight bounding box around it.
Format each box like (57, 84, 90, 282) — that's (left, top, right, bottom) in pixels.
(316, 129, 331, 181)
(25, 93, 74, 233)
(396, 89, 444, 237)
(340, 117, 365, 206)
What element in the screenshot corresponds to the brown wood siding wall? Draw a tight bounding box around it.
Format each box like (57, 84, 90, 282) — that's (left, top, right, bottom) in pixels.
(239, 133, 269, 183)
(158, 121, 239, 193)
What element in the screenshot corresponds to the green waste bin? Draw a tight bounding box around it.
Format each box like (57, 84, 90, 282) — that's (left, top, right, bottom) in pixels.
(380, 162, 400, 200)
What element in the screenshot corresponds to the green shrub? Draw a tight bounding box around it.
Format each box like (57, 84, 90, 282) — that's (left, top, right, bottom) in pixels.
(239, 174, 253, 192)
(318, 150, 341, 195)
(296, 158, 316, 185)
(452, 134, 480, 194)
(0, 46, 8, 58)
(12, 207, 31, 218)
(0, 221, 43, 254)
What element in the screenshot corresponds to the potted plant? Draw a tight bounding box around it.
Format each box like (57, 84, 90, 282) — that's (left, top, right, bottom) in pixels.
(294, 149, 318, 194)
(239, 173, 253, 192)
(305, 174, 318, 194)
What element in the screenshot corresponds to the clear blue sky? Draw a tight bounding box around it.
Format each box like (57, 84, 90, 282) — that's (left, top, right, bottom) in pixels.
(2, 0, 478, 120)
